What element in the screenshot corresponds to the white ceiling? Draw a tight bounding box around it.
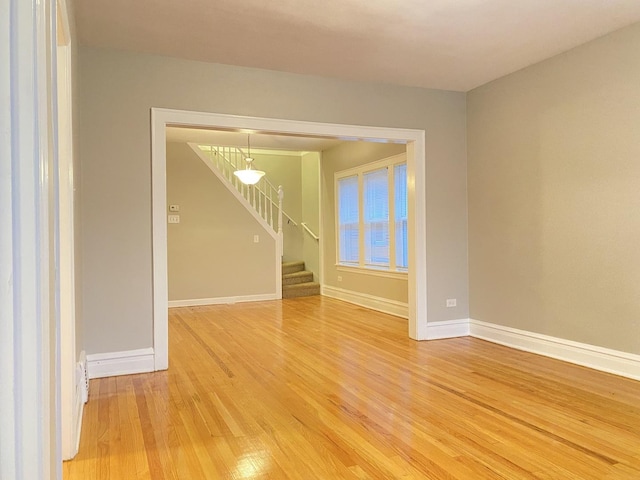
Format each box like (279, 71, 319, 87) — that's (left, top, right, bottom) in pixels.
(75, 0, 640, 91)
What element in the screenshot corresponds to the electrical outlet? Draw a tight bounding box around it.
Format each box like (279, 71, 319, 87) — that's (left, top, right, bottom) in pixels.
(446, 298, 457, 308)
(337, 276, 342, 282)
(168, 214, 180, 224)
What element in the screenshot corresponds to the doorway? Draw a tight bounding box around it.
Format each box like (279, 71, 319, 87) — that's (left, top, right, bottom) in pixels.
(150, 109, 428, 371)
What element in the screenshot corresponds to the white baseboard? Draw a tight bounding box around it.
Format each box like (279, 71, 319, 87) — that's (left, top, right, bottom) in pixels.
(64, 351, 87, 460)
(470, 319, 640, 381)
(87, 347, 155, 379)
(426, 319, 470, 340)
(168, 293, 279, 308)
(74, 351, 87, 455)
(321, 285, 408, 318)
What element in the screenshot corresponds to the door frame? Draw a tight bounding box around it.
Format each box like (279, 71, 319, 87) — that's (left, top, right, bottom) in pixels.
(1, 0, 60, 478)
(56, 0, 80, 461)
(150, 108, 428, 371)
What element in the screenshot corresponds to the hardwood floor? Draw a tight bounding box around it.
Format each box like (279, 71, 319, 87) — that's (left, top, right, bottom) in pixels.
(64, 297, 640, 479)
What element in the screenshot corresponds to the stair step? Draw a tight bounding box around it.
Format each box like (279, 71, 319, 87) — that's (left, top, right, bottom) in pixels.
(282, 261, 305, 275)
(283, 281, 321, 299)
(283, 270, 314, 285)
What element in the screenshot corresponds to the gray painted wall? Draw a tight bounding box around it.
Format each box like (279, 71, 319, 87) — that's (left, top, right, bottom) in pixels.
(78, 47, 468, 355)
(467, 23, 640, 354)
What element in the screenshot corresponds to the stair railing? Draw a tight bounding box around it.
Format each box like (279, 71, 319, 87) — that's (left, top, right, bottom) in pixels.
(301, 222, 319, 241)
(199, 145, 298, 234)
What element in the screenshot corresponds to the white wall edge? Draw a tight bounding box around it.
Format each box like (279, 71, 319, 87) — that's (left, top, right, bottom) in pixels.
(72, 381, 84, 458)
(87, 348, 155, 379)
(426, 319, 470, 340)
(169, 293, 279, 308)
(322, 285, 408, 318)
(151, 108, 169, 372)
(469, 319, 640, 381)
(68, 351, 87, 460)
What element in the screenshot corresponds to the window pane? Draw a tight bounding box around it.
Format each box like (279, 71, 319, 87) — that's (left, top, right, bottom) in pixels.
(395, 164, 408, 269)
(338, 175, 359, 264)
(364, 168, 389, 266)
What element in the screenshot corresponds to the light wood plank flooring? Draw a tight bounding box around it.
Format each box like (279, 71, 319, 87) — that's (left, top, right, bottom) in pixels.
(64, 297, 640, 479)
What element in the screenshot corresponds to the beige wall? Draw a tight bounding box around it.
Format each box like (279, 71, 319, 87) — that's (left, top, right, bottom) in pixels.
(79, 47, 468, 354)
(467, 23, 640, 354)
(321, 141, 408, 302)
(167, 142, 276, 301)
(251, 152, 303, 262)
(301, 152, 320, 282)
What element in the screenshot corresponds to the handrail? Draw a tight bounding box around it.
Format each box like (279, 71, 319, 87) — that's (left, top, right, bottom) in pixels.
(301, 222, 319, 241)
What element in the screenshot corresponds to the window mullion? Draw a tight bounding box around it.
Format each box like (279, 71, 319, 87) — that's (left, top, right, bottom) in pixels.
(388, 164, 396, 271)
(334, 174, 340, 265)
(358, 173, 365, 268)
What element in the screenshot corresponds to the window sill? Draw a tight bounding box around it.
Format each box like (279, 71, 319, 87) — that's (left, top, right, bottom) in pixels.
(336, 264, 408, 280)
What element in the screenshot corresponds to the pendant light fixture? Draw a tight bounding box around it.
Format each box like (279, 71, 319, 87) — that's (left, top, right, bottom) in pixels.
(234, 134, 265, 185)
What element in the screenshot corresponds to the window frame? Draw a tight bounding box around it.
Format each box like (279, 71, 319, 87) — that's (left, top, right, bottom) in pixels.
(335, 153, 408, 276)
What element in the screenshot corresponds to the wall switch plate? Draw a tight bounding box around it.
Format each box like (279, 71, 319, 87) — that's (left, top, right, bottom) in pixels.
(169, 204, 180, 212)
(168, 214, 180, 224)
(446, 298, 457, 308)
(253, 235, 259, 243)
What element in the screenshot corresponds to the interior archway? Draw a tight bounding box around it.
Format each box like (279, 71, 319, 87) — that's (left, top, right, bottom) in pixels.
(150, 108, 427, 370)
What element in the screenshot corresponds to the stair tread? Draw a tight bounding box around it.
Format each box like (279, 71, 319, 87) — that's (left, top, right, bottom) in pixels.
(282, 261, 318, 298)
(283, 270, 313, 278)
(282, 261, 305, 268)
(283, 281, 320, 289)
(282, 260, 306, 275)
(282, 280, 320, 299)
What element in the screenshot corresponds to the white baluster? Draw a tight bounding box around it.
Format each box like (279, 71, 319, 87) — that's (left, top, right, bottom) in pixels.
(262, 188, 266, 220)
(264, 188, 268, 221)
(269, 188, 274, 228)
(278, 185, 284, 255)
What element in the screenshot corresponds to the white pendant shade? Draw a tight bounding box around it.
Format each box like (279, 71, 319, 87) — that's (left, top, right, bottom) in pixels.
(234, 167, 265, 185)
(235, 136, 265, 185)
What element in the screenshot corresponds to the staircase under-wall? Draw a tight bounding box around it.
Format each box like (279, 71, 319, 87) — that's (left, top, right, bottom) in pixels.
(282, 261, 320, 299)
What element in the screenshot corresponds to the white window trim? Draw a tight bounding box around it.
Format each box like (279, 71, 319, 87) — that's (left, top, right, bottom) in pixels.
(335, 153, 407, 274)
(336, 264, 408, 280)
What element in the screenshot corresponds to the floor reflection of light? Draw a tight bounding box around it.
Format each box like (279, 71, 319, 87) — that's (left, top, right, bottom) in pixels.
(233, 450, 271, 478)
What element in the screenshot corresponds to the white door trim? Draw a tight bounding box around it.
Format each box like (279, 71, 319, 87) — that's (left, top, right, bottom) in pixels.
(56, 0, 79, 461)
(1, 0, 59, 478)
(151, 108, 428, 370)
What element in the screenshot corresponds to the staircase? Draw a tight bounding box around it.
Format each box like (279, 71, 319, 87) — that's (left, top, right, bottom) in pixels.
(192, 144, 320, 300)
(282, 261, 320, 299)
(193, 144, 297, 241)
